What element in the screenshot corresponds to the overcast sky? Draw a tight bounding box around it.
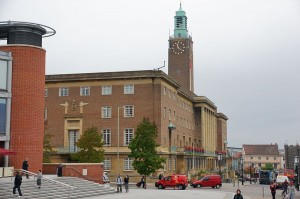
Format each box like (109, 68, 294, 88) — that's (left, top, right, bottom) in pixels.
(1, 0, 300, 149)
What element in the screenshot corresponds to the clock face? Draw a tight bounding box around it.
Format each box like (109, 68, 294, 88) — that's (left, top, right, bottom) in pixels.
(171, 41, 185, 55)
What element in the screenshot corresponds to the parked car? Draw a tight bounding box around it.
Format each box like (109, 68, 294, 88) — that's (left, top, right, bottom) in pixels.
(190, 175, 222, 189)
(275, 175, 289, 189)
(155, 174, 188, 190)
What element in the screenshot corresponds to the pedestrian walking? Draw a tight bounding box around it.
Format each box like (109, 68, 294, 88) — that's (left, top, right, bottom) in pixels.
(233, 189, 243, 199)
(13, 171, 22, 197)
(103, 172, 110, 188)
(22, 158, 30, 179)
(287, 183, 296, 199)
(141, 175, 145, 189)
(57, 163, 63, 177)
(270, 181, 277, 199)
(37, 170, 42, 189)
(116, 174, 123, 193)
(124, 175, 129, 193)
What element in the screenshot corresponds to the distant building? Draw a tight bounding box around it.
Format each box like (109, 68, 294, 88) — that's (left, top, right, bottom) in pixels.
(284, 144, 300, 170)
(242, 144, 283, 170)
(227, 147, 242, 171)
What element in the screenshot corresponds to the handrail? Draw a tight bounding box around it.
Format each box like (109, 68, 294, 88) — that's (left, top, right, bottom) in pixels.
(67, 167, 100, 182)
(12, 169, 76, 198)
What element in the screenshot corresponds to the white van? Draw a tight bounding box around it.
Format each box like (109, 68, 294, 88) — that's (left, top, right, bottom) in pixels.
(276, 175, 289, 188)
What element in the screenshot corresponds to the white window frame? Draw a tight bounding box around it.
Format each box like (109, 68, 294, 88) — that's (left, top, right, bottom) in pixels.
(123, 158, 134, 171)
(124, 105, 134, 118)
(44, 108, 47, 120)
(44, 88, 48, 97)
(59, 87, 69, 96)
(80, 86, 90, 96)
(102, 85, 112, 95)
(103, 158, 111, 171)
(124, 84, 134, 94)
(102, 106, 112, 118)
(102, 129, 111, 146)
(124, 128, 134, 146)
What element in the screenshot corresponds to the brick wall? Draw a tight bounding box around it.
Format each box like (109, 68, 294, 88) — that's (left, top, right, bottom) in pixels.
(0, 45, 45, 173)
(43, 163, 104, 183)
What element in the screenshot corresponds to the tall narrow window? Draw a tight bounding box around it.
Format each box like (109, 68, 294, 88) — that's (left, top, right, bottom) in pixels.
(102, 129, 111, 146)
(59, 87, 69, 96)
(123, 158, 134, 171)
(80, 86, 90, 96)
(44, 108, 47, 120)
(0, 98, 7, 133)
(44, 88, 48, 97)
(102, 85, 112, 95)
(124, 84, 134, 94)
(0, 60, 8, 90)
(124, 105, 134, 117)
(104, 158, 111, 171)
(102, 106, 112, 118)
(163, 107, 166, 118)
(124, 128, 134, 146)
(68, 130, 79, 153)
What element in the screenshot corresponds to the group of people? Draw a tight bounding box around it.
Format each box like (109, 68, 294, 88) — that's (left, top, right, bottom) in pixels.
(13, 158, 43, 197)
(103, 173, 148, 193)
(270, 180, 296, 199)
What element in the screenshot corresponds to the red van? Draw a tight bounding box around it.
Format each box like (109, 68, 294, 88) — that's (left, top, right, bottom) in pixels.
(155, 174, 188, 190)
(191, 175, 222, 189)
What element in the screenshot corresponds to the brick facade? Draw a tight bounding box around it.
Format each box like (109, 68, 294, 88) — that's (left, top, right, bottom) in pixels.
(0, 45, 45, 172)
(45, 70, 228, 177)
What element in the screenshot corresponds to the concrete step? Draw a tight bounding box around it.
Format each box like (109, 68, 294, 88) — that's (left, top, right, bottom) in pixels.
(0, 176, 115, 199)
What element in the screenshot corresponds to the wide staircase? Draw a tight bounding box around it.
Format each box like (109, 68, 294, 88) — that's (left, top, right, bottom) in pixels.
(0, 176, 115, 199)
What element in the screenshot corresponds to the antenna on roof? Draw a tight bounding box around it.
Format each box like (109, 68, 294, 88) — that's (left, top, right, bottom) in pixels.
(154, 61, 165, 71)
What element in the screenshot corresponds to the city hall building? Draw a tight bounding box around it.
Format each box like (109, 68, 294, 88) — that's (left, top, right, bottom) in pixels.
(44, 5, 228, 177)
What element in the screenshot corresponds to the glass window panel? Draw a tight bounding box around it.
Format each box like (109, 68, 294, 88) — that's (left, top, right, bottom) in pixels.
(0, 60, 8, 90)
(0, 98, 7, 133)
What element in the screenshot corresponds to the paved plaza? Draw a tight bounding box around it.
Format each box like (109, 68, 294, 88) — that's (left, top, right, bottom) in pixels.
(88, 182, 300, 199)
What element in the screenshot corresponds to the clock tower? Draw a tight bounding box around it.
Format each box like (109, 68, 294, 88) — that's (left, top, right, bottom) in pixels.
(168, 3, 194, 92)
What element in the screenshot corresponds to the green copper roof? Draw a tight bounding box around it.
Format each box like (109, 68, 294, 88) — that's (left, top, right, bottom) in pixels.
(173, 3, 188, 38)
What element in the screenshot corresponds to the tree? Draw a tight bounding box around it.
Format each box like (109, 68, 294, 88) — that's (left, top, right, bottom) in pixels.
(261, 163, 274, 171)
(71, 126, 105, 163)
(43, 131, 54, 163)
(128, 118, 166, 188)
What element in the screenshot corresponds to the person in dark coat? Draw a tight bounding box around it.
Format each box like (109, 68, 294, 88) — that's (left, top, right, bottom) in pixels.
(13, 171, 22, 196)
(124, 175, 129, 193)
(233, 189, 243, 199)
(22, 158, 30, 179)
(57, 163, 63, 177)
(270, 181, 277, 199)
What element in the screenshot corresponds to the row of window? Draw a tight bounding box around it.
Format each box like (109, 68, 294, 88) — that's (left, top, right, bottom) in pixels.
(102, 128, 134, 146)
(44, 84, 134, 97)
(163, 107, 194, 130)
(250, 156, 277, 160)
(163, 86, 193, 113)
(44, 105, 134, 120)
(104, 158, 134, 171)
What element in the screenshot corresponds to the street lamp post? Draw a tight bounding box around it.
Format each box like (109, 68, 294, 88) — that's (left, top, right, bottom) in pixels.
(117, 106, 124, 174)
(218, 153, 222, 177)
(295, 153, 299, 190)
(249, 162, 252, 184)
(241, 158, 244, 185)
(168, 121, 176, 171)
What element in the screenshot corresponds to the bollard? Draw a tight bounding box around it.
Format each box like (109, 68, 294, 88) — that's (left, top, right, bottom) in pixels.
(262, 186, 264, 198)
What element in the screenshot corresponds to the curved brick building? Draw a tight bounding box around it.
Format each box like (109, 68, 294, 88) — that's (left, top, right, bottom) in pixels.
(0, 21, 55, 172)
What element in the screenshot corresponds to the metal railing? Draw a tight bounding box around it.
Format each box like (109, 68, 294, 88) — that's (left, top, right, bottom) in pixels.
(12, 169, 76, 199)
